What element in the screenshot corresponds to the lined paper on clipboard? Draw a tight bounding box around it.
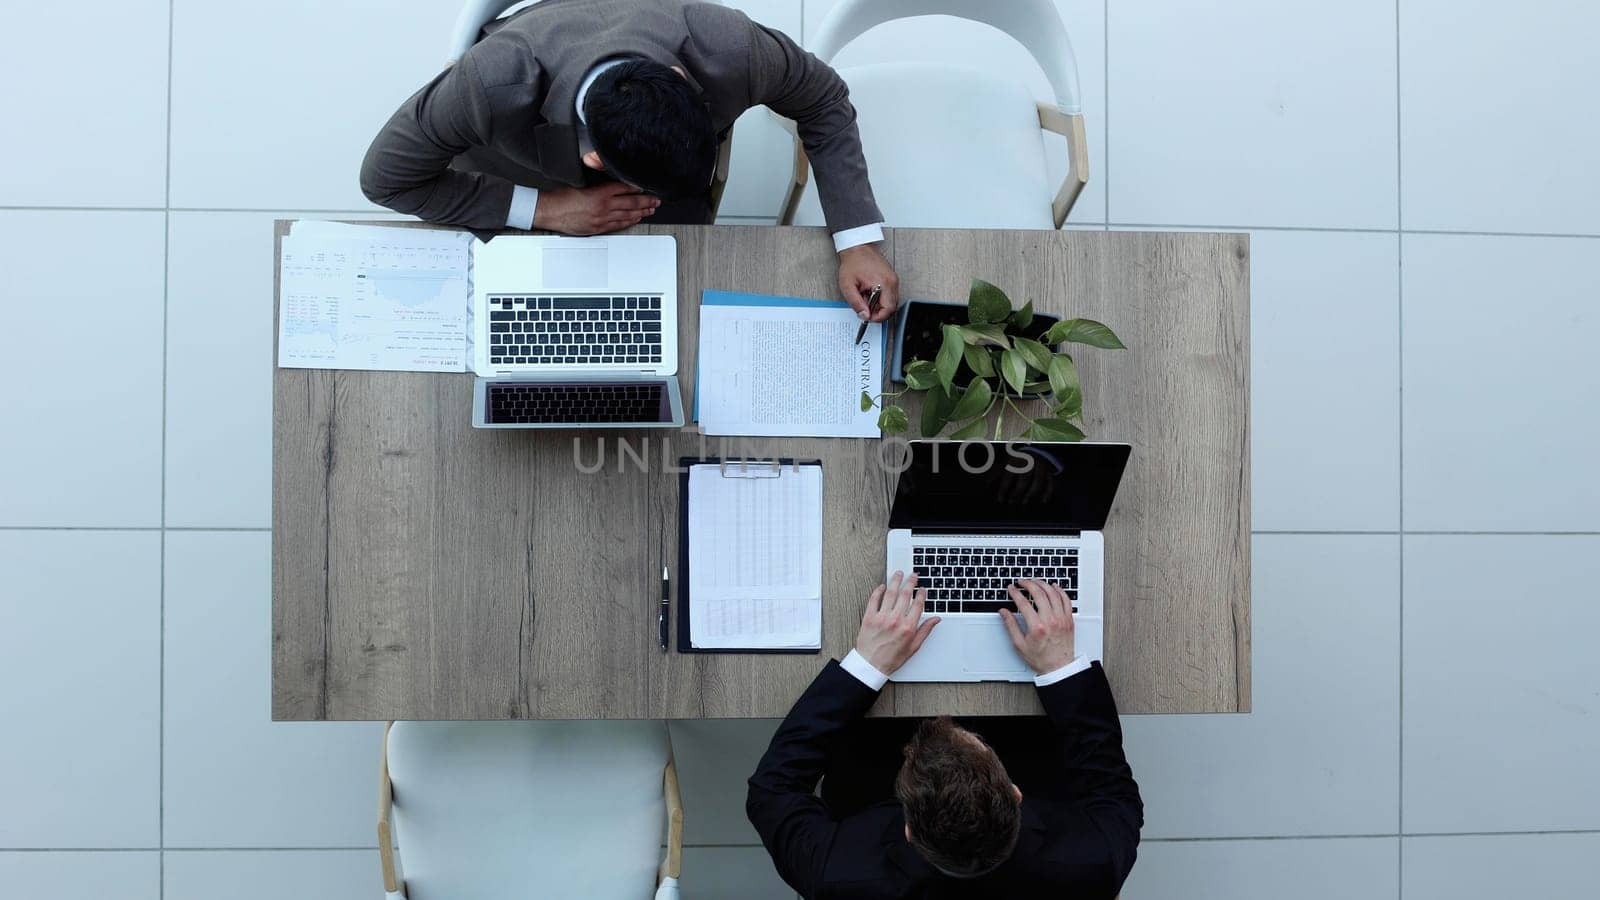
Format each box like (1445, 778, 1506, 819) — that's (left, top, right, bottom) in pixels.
(685, 463, 823, 650)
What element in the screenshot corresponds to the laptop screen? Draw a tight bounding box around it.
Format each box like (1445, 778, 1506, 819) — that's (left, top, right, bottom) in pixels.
(887, 441, 1132, 533)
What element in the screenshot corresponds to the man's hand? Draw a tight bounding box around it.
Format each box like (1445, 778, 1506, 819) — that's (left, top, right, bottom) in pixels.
(999, 580, 1076, 675)
(854, 571, 939, 675)
(838, 244, 900, 323)
(533, 182, 660, 235)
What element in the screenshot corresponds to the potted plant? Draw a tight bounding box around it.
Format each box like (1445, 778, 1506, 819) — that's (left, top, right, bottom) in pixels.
(862, 279, 1125, 441)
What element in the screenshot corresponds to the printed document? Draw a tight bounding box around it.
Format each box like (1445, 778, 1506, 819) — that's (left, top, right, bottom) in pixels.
(277, 223, 472, 372)
(686, 463, 823, 650)
(697, 296, 882, 437)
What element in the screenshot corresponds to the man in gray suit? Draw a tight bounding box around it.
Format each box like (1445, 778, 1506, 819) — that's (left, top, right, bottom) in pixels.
(361, 0, 899, 321)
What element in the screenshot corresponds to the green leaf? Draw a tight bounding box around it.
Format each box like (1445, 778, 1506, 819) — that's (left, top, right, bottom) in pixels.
(967, 278, 1012, 324)
(959, 324, 1010, 348)
(1014, 337, 1053, 374)
(920, 384, 954, 437)
(859, 391, 874, 412)
(1063, 318, 1125, 349)
(1021, 380, 1052, 394)
(1055, 392, 1084, 421)
(949, 418, 988, 440)
(1000, 349, 1027, 394)
(1024, 417, 1086, 442)
(1046, 353, 1080, 400)
(934, 324, 964, 391)
(878, 405, 909, 433)
(962, 344, 995, 378)
(948, 379, 992, 421)
(903, 359, 937, 391)
(1009, 300, 1034, 330)
(1041, 318, 1072, 345)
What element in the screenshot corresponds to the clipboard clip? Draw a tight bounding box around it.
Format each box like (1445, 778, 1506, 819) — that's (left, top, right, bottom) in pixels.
(719, 458, 784, 478)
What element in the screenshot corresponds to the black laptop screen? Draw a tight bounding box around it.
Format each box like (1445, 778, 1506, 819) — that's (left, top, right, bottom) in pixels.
(484, 380, 670, 425)
(887, 441, 1132, 533)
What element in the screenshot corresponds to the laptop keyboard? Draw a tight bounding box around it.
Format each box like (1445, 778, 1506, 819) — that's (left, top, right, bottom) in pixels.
(487, 295, 664, 366)
(911, 546, 1079, 615)
(485, 382, 667, 425)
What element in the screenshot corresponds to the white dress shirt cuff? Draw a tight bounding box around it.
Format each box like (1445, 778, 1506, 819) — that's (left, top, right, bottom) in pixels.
(506, 185, 540, 230)
(832, 223, 885, 254)
(1033, 654, 1092, 687)
(839, 649, 890, 691)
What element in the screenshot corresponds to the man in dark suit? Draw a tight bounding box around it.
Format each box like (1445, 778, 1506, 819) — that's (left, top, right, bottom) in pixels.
(747, 573, 1142, 899)
(360, 0, 898, 322)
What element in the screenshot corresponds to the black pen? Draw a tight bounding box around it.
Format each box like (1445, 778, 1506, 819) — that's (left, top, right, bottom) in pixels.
(854, 284, 883, 345)
(658, 566, 670, 651)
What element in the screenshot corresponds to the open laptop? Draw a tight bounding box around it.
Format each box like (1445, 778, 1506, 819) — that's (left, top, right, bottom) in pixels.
(885, 440, 1132, 682)
(469, 234, 684, 428)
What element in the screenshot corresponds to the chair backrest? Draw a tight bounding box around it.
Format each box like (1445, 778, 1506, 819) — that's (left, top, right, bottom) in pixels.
(387, 720, 669, 900)
(447, 0, 538, 64)
(808, 0, 1083, 115)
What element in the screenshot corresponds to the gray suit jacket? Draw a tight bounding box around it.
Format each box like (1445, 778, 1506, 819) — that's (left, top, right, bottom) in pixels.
(360, 0, 880, 234)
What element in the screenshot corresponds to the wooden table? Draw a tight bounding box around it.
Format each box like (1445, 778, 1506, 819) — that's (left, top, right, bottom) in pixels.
(272, 223, 1250, 720)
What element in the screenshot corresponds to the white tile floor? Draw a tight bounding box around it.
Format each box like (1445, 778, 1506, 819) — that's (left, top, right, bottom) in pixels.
(2, 1, 1597, 897)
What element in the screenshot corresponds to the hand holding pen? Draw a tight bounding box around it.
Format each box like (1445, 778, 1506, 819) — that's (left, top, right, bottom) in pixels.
(854, 284, 883, 345)
(838, 243, 899, 324)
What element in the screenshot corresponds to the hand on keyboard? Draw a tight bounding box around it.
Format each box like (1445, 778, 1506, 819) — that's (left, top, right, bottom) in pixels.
(999, 580, 1075, 675)
(854, 571, 940, 676)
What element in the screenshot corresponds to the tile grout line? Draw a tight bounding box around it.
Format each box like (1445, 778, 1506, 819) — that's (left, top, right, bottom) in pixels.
(162, 0, 175, 894)
(0, 526, 271, 532)
(6, 204, 1600, 241)
(1394, 2, 1406, 892)
(1108, 222, 1600, 240)
(8, 526, 1600, 535)
(9, 826, 1600, 855)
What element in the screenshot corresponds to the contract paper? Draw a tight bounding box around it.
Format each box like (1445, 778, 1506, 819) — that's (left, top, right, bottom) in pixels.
(697, 299, 882, 437)
(686, 463, 823, 650)
(277, 222, 472, 372)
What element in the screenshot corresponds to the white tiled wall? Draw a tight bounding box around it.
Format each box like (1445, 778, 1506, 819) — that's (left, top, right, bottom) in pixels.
(0, 213, 166, 527)
(0, 3, 169, 207)
(1125, 838, 1400, 900)
(2, 1, 1596, 898)
(0, 852, 161, 900)
(1107, 0, 1398, 229)
(0, 532, 162, 849)
(1399, 1, 1600, 235)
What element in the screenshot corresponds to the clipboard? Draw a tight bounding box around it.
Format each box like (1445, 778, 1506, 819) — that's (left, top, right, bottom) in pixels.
(676, 457, 823, 654)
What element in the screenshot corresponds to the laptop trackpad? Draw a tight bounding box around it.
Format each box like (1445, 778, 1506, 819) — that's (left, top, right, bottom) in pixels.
(963, 621, 1029, 677)
(542, 246, 608, 289)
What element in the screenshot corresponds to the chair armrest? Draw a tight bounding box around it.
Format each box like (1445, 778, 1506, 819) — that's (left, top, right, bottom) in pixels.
(708, 133, 734, 220)
(765, 113, 809, 226)
(777, 138, 810, 226)
(1038, 103, 1089, 228)
(659, 758, 684, 883)
(446, 0, 525, 65)
(1037, 103, 1089, 227)
(378, 723, 404, 897)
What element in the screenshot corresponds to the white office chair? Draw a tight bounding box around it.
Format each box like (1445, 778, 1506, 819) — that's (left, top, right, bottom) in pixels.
(377, 721, 683, 900)
(778, 0, 1089, 229)
(446, 0, 734, 218)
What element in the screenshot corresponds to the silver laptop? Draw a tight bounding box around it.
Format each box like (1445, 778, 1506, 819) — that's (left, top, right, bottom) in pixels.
(885, 441, 1131, 682)
(469, 234, 683, 429)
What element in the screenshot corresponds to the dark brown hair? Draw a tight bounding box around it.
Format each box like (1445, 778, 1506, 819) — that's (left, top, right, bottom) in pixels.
(894, 716, 1022, 878)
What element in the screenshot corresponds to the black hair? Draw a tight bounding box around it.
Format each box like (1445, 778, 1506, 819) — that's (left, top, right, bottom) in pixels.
(583, 59, 717, 199)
